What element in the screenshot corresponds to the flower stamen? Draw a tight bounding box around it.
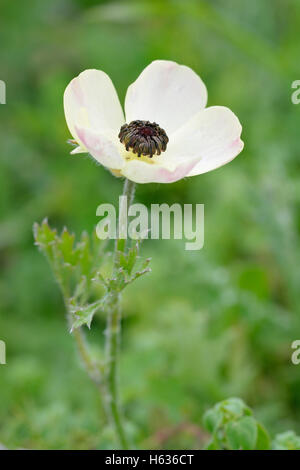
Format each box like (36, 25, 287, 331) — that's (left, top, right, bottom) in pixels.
(118, 120, 169, 158)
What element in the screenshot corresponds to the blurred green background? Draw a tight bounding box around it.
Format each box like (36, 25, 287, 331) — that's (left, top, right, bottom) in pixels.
(1, 0, 300, 450)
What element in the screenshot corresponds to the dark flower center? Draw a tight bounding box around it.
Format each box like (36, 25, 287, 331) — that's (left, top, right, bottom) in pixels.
(118, 120, 169, 158)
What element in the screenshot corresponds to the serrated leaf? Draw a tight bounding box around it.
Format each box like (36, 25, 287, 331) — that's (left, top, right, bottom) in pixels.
(126, 265, 151, 286)
(92, 271, 108, 289)
(69, 298, 105, 331)
(57, 228, 78, 266)
(33, 219, 57, 260)
(119, 243, 138, 276)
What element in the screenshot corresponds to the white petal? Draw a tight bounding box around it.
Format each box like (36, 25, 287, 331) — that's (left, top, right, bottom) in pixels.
(121, 157, 200, 184)
(64, 69, 124, 146)
(75, 127, 125, 170)
(164, 106, 243, 176)
(70, 145, 86, 155)
(125, 60, 207, 135)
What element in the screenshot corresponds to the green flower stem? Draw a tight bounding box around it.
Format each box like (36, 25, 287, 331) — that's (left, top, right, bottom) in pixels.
(104, 178, 135, 449)
(115, 178, 136, 260)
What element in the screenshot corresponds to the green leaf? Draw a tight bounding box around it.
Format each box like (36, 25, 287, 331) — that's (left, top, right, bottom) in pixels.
(33, 219, 57, 260)
(119, 242, 139, 276)
(69, 298, 105, 331)
(57, 228, 77, 266)
(255, 423, 271, 450)
(204, 437, 220, 450)
(203, 408, 223, 434)
(226, 416, 258, 450)
(272, 431, 300, 450)
(77, 231, 93, 277)
(221, 397, 251, 419)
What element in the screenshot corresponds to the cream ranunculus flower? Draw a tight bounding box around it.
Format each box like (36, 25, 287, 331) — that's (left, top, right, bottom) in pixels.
(64, 60, 244, 184)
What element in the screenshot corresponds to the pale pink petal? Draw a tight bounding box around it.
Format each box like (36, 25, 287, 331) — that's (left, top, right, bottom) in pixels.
(121, 157, 200, 184)
(75, 127, 124, 170)
(64, 69, 124, 146)
(162, 106, 243, 176)
(125, 60, 207, 135)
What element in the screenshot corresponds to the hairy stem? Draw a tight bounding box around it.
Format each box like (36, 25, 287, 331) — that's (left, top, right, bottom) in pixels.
(104, 178, 135, 449)
(68, 313, 102, 387)
(57, 285, 117, 435)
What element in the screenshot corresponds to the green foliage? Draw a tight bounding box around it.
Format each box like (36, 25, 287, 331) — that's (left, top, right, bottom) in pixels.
(33, 219, 107, 330)
(68, 298, 105, 331)
(272, 431, 300, 450)
(203, 398, 270, 450)
(34, 219, 151, 334)
(107, 242, 151, 292)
